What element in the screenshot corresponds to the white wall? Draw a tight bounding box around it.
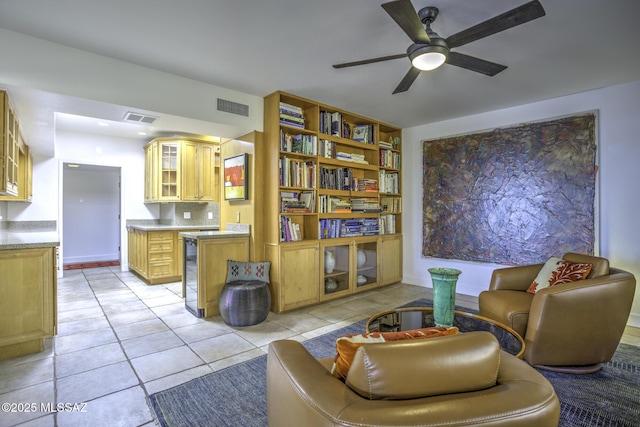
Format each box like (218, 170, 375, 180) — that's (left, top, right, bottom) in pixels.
(402, 80, 640, 327)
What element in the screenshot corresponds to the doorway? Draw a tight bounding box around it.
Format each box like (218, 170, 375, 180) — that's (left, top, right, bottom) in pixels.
(62, 163, 121, 269)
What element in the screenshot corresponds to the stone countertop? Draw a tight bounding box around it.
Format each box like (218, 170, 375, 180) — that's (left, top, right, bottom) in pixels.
(126, 224, 220, 231)
(0, 231, 60, 250)
(179, 230, 250, 240)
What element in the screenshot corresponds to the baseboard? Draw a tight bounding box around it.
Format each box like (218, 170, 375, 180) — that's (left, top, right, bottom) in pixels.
(628, 313, 640, 328)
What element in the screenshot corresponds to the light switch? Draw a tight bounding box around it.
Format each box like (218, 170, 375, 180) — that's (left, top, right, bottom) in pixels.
(184, 212, 191, 219)
(208, 212, 213, 220)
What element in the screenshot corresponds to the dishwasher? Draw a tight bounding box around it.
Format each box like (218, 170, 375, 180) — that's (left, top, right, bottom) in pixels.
(183, 237, 204, 317)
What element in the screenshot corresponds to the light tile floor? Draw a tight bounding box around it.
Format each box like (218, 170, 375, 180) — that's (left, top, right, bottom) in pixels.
(0, 266, 638, 427)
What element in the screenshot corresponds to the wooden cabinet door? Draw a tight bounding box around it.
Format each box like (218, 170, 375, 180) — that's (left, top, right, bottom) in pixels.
(181, 140, 198, 201)
(197, 143, 217, 201)
(0, 247, 56, 359)
(158, 141, 180, 201)
(380, 234, 402, 285)
(280, 242, 319, 310)
(0, 92, 18, 196)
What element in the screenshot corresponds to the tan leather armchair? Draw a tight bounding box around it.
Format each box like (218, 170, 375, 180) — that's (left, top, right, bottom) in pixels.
(479, 252, 636, 373)
(267, 332, 560, 427)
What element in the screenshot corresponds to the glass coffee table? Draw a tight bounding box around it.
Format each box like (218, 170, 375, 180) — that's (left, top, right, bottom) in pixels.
(366, 307, 524, 358)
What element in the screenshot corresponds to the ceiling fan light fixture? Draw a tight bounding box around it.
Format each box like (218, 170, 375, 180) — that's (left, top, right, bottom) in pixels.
(408, 42, 448, 71)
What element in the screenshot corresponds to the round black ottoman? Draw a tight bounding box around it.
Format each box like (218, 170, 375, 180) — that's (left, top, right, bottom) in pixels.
(219, 280, 271, 326)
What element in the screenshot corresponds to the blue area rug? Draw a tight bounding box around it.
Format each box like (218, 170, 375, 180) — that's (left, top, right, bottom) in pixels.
(149, 298, 640, 427)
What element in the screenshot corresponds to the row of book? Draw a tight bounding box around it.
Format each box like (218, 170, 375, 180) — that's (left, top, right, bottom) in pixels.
(351, 197, 381, 213)
(280, 216, 302, 242)
(319, 166, 354, 191)
(379, 214, 396, 234)
(335, 151, 368, 164)
(319, 110, 376, 144)
(380, 149, 401, 169)
(280, 130, 317, 155)
(280, 157, 316, 188)
(380, 196, 402, 213)
(280, 102, 305, 128)
(280, 215, 396, 242)
(319, 218, 380, 239)
(318, 195, 352, 213)
(319, 110, 349, 138)
(356, 178, 378, 192)
(378, 170, 400, 194)
(280, 190, 315, 213)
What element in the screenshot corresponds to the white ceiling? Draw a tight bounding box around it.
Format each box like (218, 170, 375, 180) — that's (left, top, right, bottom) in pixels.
(1, 0, 639, 151)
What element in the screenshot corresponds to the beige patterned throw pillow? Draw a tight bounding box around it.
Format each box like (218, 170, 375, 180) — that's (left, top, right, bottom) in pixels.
(527, 256, 592, 294)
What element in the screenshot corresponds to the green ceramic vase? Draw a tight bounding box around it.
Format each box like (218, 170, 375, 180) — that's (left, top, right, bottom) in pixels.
(428, 268, 462, 327)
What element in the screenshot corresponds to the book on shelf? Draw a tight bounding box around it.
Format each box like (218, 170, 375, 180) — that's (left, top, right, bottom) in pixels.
(319, 166, 355, 191)
(380, 196, 401, 213)
(335, 151, 369, 164)
(354, 178, 378, 192)
(352, 124, 375, 144)
(280, 188, 315, 213)
(299, 191, 316, 213)
(319, 217, 379, 239)
(280, 215, 302, 242)
(379, 214, 396, 234)
(280, 130, 317, 155)
(280, 157, 316, 188)
(319, 195, 350, 213)
(279, 102, 305, 128)
(351, 197, 381, 213)
(379, 149, 401, 169)
(378, 170, 400, 194)
(321, 139, 335, 158)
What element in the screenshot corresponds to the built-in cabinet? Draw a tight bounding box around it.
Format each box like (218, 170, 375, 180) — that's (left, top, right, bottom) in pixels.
(1, 90, 32, 200)
(128, 228, 206, 284)
(262, 91, 402, 313)
(144, 137, 219, 203)
(0, 247, 57, 360)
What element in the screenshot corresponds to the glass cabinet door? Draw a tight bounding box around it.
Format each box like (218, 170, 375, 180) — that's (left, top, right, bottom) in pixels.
(321, 243, 350, 299)
(160, 142, 180, 200)
(355, 240, 378, 289)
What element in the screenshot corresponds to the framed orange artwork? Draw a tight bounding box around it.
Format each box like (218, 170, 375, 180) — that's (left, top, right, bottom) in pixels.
(223, 153, 248, 200)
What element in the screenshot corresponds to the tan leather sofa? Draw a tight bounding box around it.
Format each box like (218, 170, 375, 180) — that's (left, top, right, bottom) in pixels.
(479, 252, 636, 373)
(267, 332, 560, 426)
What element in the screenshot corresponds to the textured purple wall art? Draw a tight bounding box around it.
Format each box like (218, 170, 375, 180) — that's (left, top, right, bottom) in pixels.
(422, 113, 596, 265)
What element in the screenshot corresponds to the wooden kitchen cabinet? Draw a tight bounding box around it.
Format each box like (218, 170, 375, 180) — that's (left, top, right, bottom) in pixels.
(128, 228, 212, 285)
(1, 90, 20, 196)
(0, 140, 32, 202)
(181, 140, 219, 202)
(0, 247, 57, 360)
(144, 137, 219, 203)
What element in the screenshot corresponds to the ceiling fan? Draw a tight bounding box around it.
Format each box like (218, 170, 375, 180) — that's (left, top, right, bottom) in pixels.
(333, 0, 546, 94)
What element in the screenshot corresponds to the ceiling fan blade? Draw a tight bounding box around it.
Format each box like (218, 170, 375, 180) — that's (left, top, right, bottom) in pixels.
(333, 53, 407, 69)
(393, 67, 421, 94)
(446, 0, 546, 49)
(382, 0, 430, 44)
(446, 52, 507, 76)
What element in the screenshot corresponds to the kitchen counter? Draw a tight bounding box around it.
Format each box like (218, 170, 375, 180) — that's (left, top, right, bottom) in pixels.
(180, 230, 249, 240)
(126, 224, 219, 232)
(0, 230, 60, 250)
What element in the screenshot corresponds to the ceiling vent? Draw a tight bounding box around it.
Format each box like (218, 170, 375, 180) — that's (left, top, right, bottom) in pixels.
(217, 98, 250, 117)
(124, 111, 158, 124)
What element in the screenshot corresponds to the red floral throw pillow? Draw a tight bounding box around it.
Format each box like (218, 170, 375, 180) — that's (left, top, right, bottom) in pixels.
(527, 257, 592, 294)
(330, 326, 458, 380)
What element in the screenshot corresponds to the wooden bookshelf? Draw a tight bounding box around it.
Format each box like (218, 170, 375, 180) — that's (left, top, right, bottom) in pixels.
(263, 91, 402, 312)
